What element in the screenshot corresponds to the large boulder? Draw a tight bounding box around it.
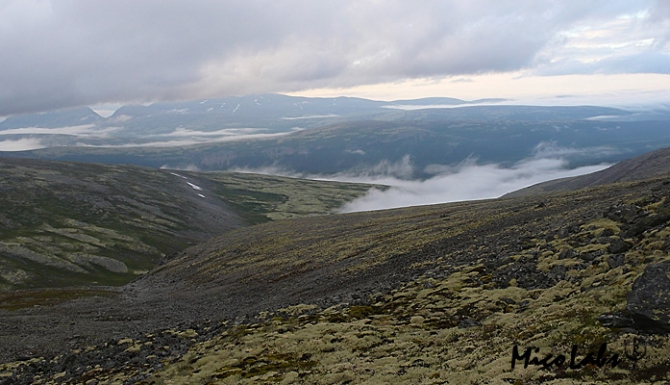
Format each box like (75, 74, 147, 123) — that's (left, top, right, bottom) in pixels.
(627, 261, 670, 334)
(604, 204, 643, 224)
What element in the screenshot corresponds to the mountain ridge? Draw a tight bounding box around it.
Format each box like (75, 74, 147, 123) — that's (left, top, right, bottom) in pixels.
(6, 117, 669, 178)
(504, 146, 670, 197)
(0, 93, 638, 134)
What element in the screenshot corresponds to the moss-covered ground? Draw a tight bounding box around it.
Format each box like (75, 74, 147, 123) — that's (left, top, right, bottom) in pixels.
(3, 176, 670, 384)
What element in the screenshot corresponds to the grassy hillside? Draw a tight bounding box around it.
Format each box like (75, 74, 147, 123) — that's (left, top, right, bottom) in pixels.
(1, 171, 669, 384)
(122, 178, 670, 384)
(0, 158, 374, 290)
(198, 171, 383, 222)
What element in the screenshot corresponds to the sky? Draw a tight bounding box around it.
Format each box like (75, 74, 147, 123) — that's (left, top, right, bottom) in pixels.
(1, 0, 669, 117)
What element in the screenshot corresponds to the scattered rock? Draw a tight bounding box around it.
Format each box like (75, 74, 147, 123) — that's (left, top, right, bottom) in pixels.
(518, 236, 535, 250)
(458, 318, 480, 329)
(604, 204, 642, 224)
(607, 238, 632, 254)
(558, 224, 580, 239)
(623, 209, 670, 238)
(578, 250, 602, 262)
(627, 261, 670, 334)
(518, 300, 530, 312)
(548, 265, 567, 281)
(557, 249, 577, 260)
(607, 254, 626, 269)
(597, 312, 634, 329)
(600, 228, 615, 237)
(493, 260, 554, 290)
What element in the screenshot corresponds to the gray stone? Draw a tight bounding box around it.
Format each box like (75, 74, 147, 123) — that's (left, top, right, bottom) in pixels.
(627, 261, 670, 334)
(458, 318, 480, 329)
(604, 204, 642, 224)
(607, 254, 626, 269)
(608, 238, 632, 254)
(597, 312, 634, 328)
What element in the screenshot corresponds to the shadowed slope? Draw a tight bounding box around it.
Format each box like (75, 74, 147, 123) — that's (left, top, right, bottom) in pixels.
(505, 147, 670, 197)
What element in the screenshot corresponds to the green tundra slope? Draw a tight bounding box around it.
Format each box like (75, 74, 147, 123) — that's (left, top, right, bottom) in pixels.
(1, 148, 670, 384)
(0, 157, 375, 290)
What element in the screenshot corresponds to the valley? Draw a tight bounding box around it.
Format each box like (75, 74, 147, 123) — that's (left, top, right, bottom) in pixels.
(4, 2, 670, 383)
(3, 95, 670, 179)
(2, 96, 670, 384)
(0, 158, 374, 290)
(1, 148, 670, 384)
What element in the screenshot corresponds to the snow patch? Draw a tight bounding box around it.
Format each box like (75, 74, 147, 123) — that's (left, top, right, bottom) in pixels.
(186, 182, 202, 191)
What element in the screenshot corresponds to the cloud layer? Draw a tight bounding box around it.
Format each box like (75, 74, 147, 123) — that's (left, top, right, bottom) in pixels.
(1, 1, 668, 116)
(231, 147, 611, 213)
(0, 138, 47, 151)
(337, 157, 609, 213)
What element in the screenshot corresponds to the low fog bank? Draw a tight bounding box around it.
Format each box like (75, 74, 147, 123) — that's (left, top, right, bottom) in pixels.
(0, 138, 47, 151)
(335, 157, 608, 213)
(0, 126, 298, 150)
(231, 153, 610, 213)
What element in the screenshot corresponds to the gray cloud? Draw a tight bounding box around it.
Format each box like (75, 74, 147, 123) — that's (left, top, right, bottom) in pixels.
(0, 0, 662, 116)
(0, 138, 46, 151)
(228, 148, 612, 213)
(538, 53, 670, 76)
(531, 142, 619, 158)
(337, 156, 609, 213)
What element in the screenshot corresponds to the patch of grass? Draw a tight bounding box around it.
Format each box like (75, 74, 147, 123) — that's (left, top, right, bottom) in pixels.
(0, 287, 118, 311)
(0, 159, 378, 290)
(204, 171, 378, 223)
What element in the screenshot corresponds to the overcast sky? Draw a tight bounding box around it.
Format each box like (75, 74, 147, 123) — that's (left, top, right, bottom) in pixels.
(1, 0, 669, 116)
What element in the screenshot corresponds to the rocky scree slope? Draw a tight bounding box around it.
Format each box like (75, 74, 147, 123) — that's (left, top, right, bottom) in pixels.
(2, 169, 670, 383)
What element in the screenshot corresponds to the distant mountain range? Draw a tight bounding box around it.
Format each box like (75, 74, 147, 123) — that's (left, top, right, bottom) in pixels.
(0, 93, 654, 136)
(4, 93, 668, 136)
(2, 94, 670, 178)
(0, 94, 511, 133)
